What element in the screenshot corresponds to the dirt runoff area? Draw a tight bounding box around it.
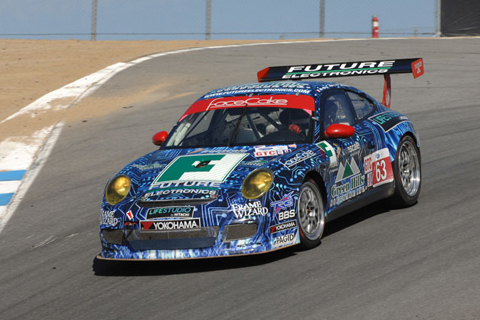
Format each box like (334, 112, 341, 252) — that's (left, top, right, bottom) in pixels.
(0, 38, 292, 141)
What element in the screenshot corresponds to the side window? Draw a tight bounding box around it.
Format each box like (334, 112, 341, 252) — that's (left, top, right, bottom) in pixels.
(322, 90, 356, 129)
(347, 91, 375, 120)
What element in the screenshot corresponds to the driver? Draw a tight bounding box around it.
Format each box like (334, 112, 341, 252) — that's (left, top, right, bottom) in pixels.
(279, 108, 310, 135)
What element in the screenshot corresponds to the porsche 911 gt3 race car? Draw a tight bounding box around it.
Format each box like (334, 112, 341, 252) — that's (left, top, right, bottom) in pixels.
(98, 58, 424, 260)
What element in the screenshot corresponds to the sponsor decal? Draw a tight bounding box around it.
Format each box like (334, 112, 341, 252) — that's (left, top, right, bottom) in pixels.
(254, 145, 289, 157)
(369, 111, 409, 132)
(270, 192, 294, 214)
(144, 188, 218, 198)
(412, 59, 424, 78)
(188, 148, 247, 154)
(149, 180, 221, 190)
(331, 158, 366, 206)
(152, 153, 247, 186)
(331, 175, 365, 198)
(241, 160, 268, 167)
(282, 61, 394, 80)
(335, 158, 361, 183)
(316, 141, 338, 168)
(278, 209, 296, 221)
(131, 163, 166, 171)
(207, 96, 288, 110)
(364, 148, 394, 187)
(126, 210, 134, 220)
(101, 210, 120, 227)
(346, 142, 360, 155)
(270, 220, 297, 234)
(183, 94, 315, 119)
(202, 83, 311, 99)
(141, 218, 201, 231)
(281, 150, 316, 169)
(232, 201, 269, 219)
(272, 232, 297, 249)
(147, 206, 194, 219)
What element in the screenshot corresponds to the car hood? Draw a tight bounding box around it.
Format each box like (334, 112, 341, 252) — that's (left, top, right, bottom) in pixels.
(115, 144, 303, 203)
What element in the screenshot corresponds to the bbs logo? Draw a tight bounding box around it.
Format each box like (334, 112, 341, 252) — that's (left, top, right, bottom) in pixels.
(278, 209, 295, 221)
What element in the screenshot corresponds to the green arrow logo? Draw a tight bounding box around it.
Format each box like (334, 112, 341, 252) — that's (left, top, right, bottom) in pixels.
(152, 153, 247, 185)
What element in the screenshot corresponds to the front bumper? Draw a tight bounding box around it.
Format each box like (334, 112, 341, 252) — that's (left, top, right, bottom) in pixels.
(98, 221, 283, 260)
(99, 186, 301, 260)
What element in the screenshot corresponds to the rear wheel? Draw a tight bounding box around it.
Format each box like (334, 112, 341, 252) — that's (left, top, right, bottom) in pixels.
(391, 135, 421, 207)
(297, 181, 325, 249)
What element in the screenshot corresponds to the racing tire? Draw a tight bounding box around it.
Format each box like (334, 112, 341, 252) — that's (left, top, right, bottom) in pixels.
(391, 135, 421, 207)
(297, 180, 325, 249)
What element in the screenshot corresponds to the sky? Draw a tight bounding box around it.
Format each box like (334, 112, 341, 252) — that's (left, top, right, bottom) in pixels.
(0, 0, 438, 41)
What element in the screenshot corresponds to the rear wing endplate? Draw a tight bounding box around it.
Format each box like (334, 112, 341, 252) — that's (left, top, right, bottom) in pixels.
(257, 58, 424, 108)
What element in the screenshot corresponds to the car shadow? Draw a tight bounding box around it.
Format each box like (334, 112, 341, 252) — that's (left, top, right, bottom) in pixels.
(93, 200, 394, 276)
(92, 246, 297, 276)
(323, 199, 392, 238)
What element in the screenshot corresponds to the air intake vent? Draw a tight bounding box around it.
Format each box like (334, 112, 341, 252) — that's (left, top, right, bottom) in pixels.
(127, 227, 219, 250)
(101, 229, 124, 245)
(223, 223, 258, 242)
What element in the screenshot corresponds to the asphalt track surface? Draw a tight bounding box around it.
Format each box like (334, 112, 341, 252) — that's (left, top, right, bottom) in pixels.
(1, 38, 479, 320)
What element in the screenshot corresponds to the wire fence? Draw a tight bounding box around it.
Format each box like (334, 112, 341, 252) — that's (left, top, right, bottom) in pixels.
(0, 0, 438, 41)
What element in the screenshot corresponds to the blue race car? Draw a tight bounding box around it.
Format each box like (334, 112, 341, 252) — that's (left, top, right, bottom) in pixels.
(98, 58, 424, 260)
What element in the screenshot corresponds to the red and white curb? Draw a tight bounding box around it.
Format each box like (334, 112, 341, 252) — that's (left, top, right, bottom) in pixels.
(0, 124, 63, 233)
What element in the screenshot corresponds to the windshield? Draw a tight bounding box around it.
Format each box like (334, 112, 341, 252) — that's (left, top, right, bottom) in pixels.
(163, 107, 312, 148)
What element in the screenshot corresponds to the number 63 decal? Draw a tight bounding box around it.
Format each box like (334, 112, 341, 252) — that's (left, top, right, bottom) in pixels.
(364, 148, 394, 187)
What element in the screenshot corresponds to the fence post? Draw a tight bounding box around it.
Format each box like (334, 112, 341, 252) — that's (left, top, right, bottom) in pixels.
(206, 0, 211, 40)
(319, 0, 325, 38)
(91, 0, 97, 41)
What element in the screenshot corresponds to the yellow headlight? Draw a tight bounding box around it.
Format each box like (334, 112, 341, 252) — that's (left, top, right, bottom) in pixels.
(241, 169, 273, 200)
(105, 175, 131, 205)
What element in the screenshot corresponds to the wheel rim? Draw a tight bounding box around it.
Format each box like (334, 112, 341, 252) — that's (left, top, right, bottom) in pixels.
(398, 140, 421, 197)
(298, 184, 325, 241)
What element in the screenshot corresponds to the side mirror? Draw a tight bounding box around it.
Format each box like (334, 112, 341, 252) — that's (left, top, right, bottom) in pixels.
(152, 131, 168, 146)
(324, 124, 355, 138)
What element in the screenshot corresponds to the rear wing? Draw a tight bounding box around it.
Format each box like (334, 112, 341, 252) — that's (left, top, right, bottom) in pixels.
(257, 58, 424, 108)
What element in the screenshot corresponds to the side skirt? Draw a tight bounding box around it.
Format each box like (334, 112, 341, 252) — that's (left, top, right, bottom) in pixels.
(325, 183, 394, 223)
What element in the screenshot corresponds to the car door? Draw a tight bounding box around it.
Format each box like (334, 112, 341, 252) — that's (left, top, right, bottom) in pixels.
(319, 89, 378, 209)
(345, 90, 395, 193)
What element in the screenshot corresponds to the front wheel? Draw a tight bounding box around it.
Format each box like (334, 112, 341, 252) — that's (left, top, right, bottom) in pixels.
(391, 135, 421, 207)
(297, 181, 325, 249)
